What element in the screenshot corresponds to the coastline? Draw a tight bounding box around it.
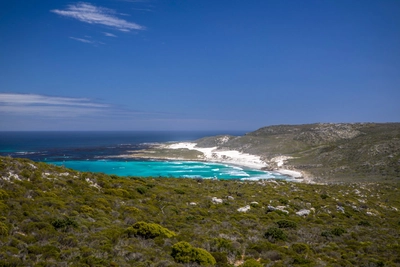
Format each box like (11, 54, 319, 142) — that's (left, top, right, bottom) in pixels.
(123, 141, 309, 182)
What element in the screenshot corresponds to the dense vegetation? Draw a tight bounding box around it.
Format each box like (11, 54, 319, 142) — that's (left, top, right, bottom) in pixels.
(1, 156, 399, 266)
(196, 123, 400, 183)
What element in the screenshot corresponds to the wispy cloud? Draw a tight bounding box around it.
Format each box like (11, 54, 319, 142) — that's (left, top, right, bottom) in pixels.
(0, 93, 108, 107)
(51, 2, 145, 32)
(69, 36, 105, 45)
(103, 32, 117, 37)
(0, 94, 236, 130)
(0, 93, 167, 120)
(70, 37, 94, 43)
(0, 93, 109, 117)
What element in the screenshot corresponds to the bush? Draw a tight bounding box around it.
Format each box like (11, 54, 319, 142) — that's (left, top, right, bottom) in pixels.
(276, 219, 297, 229)
(321, 227, 346, 238)
(171, 241, 193, 263)
(0, 189, 10, 200)
(211, 238, 234, 253)
(193, 248, 218, 266)
(0, 222, 9, 236)
(320, 194, 329, 199)
(126, 221, 176, 239)
(80, 205, 94, 214)
(321, 231, 333, 238)
(51, 217, 78, 230)
(279, 198, 289, 205)
(264, 227, 287, 242)
(211, 252, 229, 267)
(136, 187, 147, 195)
(171, 241, 216, 266)
(291, 243, 310, 255)
(293, 256, 313, 265)
(242, 258, 263, 267)
(331, 227, 346, 236)
(174, 189, 185, 194)
(358, 220, 371, 226)
(28, 245, 60, 259)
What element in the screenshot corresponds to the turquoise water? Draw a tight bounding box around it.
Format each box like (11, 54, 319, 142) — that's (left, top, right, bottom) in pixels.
(48, 160, 290, 181)
(1, 131, 293, 181)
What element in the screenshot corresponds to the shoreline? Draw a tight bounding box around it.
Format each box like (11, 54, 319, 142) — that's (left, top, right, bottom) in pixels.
(123, 141, 309, 182)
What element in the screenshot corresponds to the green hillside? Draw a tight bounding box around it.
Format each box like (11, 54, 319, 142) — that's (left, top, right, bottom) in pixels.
(196, 123, 400, 183)
(1, 156, 400, 266)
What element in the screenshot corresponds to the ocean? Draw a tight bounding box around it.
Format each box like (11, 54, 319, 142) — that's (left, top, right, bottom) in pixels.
(0, 131, 291, 180)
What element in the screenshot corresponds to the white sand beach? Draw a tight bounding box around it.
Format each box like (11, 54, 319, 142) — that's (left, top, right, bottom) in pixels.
(164, 142, 304, 180)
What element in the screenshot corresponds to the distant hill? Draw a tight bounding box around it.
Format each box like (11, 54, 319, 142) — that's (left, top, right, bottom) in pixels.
(195, 123, 400, 183)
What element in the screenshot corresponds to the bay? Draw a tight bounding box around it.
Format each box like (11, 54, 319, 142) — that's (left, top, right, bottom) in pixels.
(0, 131, 291, 181)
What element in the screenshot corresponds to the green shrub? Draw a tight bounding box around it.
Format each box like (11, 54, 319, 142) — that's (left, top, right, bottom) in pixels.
(321, 227, 346, 238)
(51, 217, 78, 230)
(28, 245, 60, 259)
(264, 227, 287, 241)
(80, 205, 94, 214)
(291, 243, 310, 255)
(293, 256, 313, 265)
(174, 189, 185, 194)
(358, 220, 371, 226)
(0, 222, 9, 236)
(248, 241, 277, 255)
(193, 248, 217, 266)
(250, 202, 259, 208)
(320, 194, 329, 199)
(276, 219, 297, 229)
(171, 241, 193, 263)
(211, 252, 229, 267)
(331, 227, 346, 236)
(279, 198, 289, 205)
(211, 238, 234, 252)
(123, 206, 140, 214)
(0, 189, 10, 200)
(136, 187, 147, 195)
(58, 235, 78, 247)
(321, 231, 333, 238)
(126, 221, 176, 239)
(171, 241, 216, 266)
(242, 258, 263, 267)
(0, 258, 23, 267)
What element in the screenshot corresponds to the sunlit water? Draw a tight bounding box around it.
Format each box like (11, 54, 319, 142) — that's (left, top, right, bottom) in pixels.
(47, 159, 290, 180)
(0, 131, 292, 181)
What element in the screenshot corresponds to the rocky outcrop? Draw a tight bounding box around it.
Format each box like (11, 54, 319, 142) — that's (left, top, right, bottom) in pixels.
(292, 123, 362, 145)
(296, 209, 311, 216)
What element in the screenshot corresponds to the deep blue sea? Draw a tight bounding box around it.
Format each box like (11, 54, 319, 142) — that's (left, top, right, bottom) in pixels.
(0, 131, 290, 181)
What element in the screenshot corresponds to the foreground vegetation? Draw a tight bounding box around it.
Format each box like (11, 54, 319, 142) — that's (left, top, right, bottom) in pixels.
(1, 156, 400, 266)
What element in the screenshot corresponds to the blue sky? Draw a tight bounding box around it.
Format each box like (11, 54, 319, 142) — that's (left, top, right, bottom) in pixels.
(1, 0, 399, 131)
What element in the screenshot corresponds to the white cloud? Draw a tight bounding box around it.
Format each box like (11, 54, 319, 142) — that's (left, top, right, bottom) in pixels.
(70, 37, 94, 43)
(0, 93, 112, 118)
(103, 32, 117, 37)
(0, 94, 240, 130)
(51, 2, 145, 32)
(0, 93, 108, 108)
(0, 105, 102, 117)
(0, 93, 166, 121)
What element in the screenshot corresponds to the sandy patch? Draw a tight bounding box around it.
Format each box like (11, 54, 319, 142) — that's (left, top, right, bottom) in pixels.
(164, 142, 305, 181)
(163, 142, 268, 169)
